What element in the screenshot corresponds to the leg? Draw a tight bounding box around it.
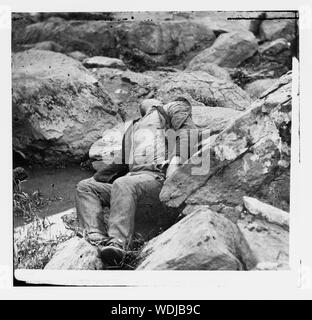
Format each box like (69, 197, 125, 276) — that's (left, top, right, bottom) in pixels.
(107, 173, 164, 248)
(75, 177, 112, 242)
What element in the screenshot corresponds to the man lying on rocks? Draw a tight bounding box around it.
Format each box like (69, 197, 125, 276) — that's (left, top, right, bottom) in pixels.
(75, 97, 198, 266)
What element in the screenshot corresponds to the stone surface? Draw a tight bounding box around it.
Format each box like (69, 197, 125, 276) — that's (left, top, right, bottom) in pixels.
(93, 68, 164, 120)
(244, 78, 278, 100)
(115, 20, 216, 66)
(188, 31, 258, 68)
(44, 237, 104, 270)
(196, 13, 251, 36)
(238, 215, 289, 269)
(160, 71, 292, 210)
(258, 38, 290, 56)
(192, 106, 242, 134)
(16, 41, 64, 53)
(89, 122, 129, 162)
(260, 19, 297, 42)
(67, 51, 89, 62)
(185, 62, 231, 80)
(243, 196, 289, 230)
(83, 56, 127, 70)
(156, 71, 252, 110)
(12, 50, 119, 164)
(137, 208, 256, 270)
(257, 170, 290, 211)
(13, 19, 216, 70)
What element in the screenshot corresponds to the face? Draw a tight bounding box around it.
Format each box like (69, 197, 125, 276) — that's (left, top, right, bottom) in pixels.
(140, 99, 162, 117)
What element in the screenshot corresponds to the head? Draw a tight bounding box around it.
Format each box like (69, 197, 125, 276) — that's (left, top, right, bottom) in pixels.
(172, 96, 192, 107)
(139, 99, 162, 117)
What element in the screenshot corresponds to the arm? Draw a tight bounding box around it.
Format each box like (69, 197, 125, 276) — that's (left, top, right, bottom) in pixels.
(166, 115, 198, 178)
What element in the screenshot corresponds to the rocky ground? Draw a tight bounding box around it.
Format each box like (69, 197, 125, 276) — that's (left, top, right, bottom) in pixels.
(12, 11, 297, 270)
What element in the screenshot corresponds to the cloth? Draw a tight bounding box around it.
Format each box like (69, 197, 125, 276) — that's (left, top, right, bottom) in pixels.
(93, 101, 198, 183)
(76, 173, 164, 248)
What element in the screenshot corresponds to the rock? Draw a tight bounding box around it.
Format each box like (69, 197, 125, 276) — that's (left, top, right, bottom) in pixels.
(92, 68, 163, 120)
(67, 51, 89, 62)
(91, 160, 108, 172)
(157, 71, 252, 110)
(196, 13, 251, 36)
(16, 41, 64, 53)
(136, 208, 256, 270)
(257, 170, 290, 211)
(115, 20, 216, 66)
(13, 167, 28, 191)
(13, 19, 216, 70)
(238, 215, 289, 269)
(258, 38, 290, 56)
(244, 78, 278, 100)
(89, 123, 128, 162)
(188, 31, 258, 68)
(160, 71, 292, 210)
(13, 167, 28, 183)
(185, 62, 231, 81)
(192, 106, 242, 134)
(83, 56, 127, 70)
(44, 237, 104, 270)
(230, 45, 292, 88)
(12, 50, 119, 164)
(243, 196, 289, 230)
(260, 19, 297, 42)
(13, 20, 119, 57)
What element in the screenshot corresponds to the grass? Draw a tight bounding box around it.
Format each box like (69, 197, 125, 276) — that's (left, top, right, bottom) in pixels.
(14, 220, 72, 269)
(13, 189, 73, 269)
(13, 190, 47, 222)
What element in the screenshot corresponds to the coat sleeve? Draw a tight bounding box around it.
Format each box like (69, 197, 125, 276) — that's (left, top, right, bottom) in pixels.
(167, 104, 198, 164)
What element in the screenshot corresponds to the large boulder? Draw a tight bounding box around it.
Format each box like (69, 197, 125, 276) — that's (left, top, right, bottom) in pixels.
(156, 71, 252, 110)
(185, 62, 231, 81)
(116, 20, 216, 65)
(92, 68, 163, 120)
(13, 19, 216, 70)
(244, 78, 278, 100)
(260, 19, 297, 42)
(44, 237, 104, 270)
(137, 207, 256, 270)
(12, 50, 119, 164)
(160, 71, 292, 211)
(89, 123, 127, 162)
(238, 196, 289, 269)
(188, 31, 258, 69)
(13, 19, 118, 57)
(192, 106, 242, 134)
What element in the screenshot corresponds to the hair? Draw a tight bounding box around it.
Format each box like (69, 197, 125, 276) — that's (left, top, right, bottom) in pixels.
(172, 96, 191, 106)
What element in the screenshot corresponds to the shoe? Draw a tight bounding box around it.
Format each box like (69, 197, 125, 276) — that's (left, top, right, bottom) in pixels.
(86, 232, 108, 246)
(99, 241, 126, 266)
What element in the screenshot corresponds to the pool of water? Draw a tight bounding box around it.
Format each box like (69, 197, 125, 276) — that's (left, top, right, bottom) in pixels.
(15, 165, 92, 227)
